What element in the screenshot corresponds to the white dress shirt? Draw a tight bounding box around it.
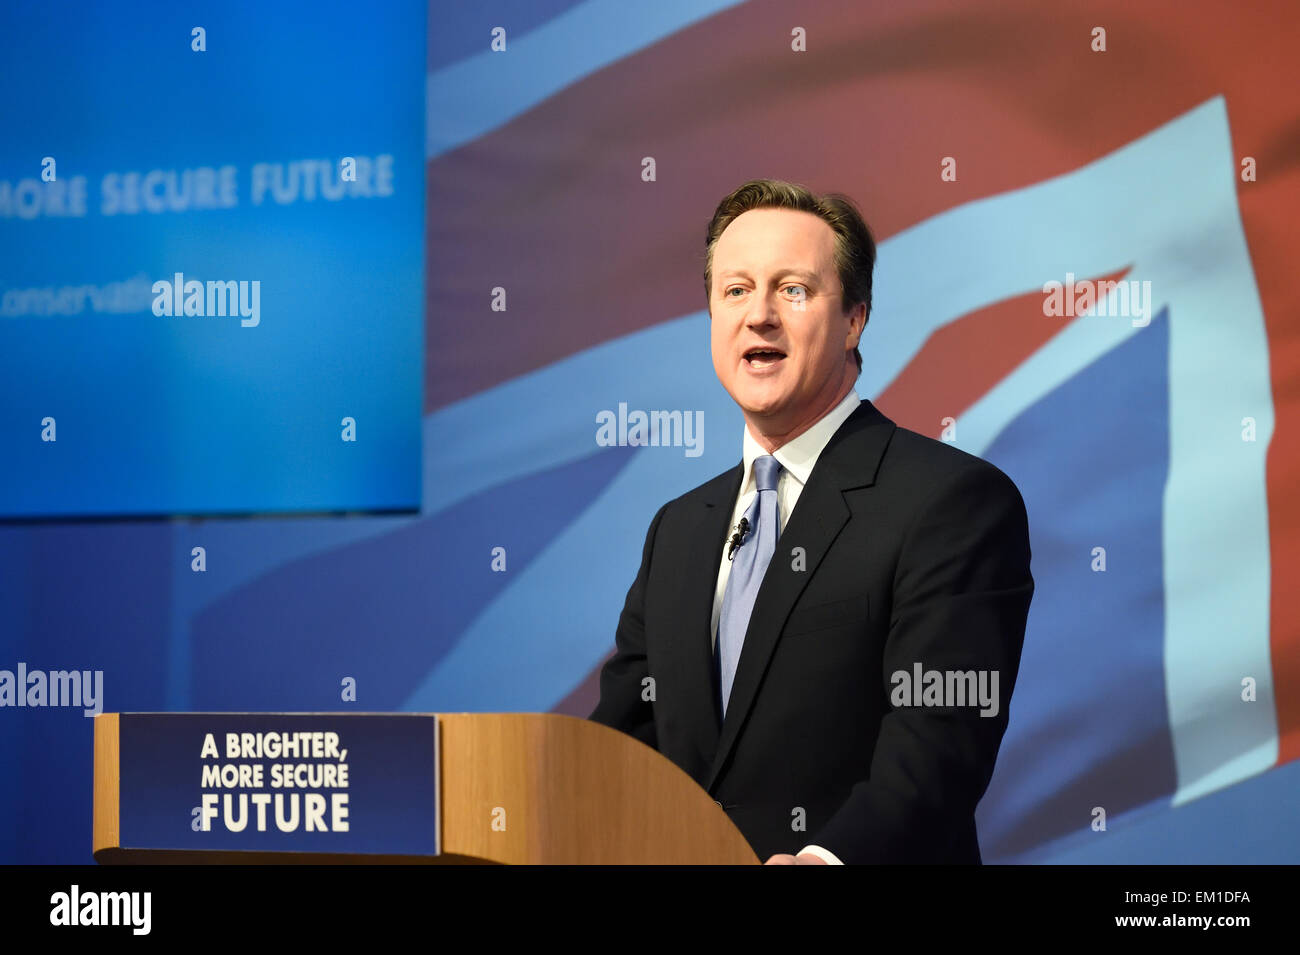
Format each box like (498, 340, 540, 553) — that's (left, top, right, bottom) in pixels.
(711, 387, 861, 865)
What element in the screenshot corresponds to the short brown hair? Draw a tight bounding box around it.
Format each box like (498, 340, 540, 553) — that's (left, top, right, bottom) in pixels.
(704, 179, 875, 371)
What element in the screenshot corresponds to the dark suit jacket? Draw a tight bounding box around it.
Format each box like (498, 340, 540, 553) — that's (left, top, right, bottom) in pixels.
(589, 397, 1034, 863)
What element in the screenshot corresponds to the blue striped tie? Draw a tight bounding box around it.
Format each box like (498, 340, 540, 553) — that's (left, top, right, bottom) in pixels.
(717, 455, 782, 718)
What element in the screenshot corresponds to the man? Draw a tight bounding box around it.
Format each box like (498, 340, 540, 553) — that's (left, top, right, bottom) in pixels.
(589, 179, 1034, 864)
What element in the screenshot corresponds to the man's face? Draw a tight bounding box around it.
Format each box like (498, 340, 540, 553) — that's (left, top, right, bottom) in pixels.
(709, 208, 863, 436)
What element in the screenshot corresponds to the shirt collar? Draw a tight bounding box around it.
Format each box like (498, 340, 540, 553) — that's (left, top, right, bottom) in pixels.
(739, 389, 861, 493)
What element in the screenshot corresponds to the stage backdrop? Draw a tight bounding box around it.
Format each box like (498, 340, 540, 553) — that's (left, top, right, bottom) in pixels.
(2, 0, 1298, 864)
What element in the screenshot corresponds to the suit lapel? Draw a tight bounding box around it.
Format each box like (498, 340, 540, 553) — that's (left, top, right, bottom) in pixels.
(671, 462, 741, 780)
(704, 398, 895, 793)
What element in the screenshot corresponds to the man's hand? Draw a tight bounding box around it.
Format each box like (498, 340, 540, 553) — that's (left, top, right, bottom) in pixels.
(764, 852, 828, 864)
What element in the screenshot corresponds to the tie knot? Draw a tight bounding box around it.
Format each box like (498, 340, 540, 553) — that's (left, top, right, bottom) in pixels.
(753, 455, 781, 492)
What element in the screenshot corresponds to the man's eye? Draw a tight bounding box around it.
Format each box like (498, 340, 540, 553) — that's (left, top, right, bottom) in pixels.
(726, 287, 745, 297)
(783, 284, 807, 296)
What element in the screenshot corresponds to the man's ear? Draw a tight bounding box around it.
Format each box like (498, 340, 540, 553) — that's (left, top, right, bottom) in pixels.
(845, 302, 866, 349)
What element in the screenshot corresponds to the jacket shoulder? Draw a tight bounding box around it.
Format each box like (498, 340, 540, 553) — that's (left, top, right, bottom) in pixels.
(880, 423, 1026, 506)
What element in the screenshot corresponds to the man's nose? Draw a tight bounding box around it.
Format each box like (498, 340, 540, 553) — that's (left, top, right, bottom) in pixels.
(744, 291, 781, 328)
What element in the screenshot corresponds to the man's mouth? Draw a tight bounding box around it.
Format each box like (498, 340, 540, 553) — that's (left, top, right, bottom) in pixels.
(743, 346, 787, 369)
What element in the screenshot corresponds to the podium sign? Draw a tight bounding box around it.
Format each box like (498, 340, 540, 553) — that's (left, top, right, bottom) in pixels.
(96, 712, 762, 864)
(113, 713, 439, 857)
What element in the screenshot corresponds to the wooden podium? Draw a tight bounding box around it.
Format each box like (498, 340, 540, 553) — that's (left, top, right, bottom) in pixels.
(94, 712, 760, 865)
